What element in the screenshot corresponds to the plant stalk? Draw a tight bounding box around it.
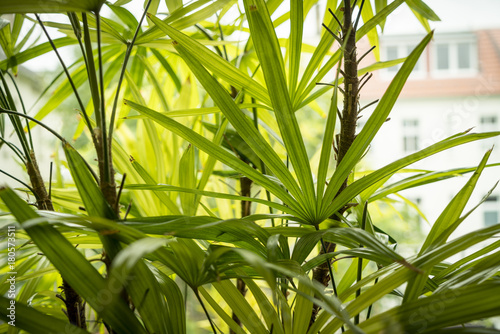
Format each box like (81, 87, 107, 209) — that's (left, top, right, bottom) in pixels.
(195, 289, 217, 334)
(28, 149, 86, 329)
(230, 86, 252, 334)
(311, 0, 360, 327)
(230, 175, 252, 333)
(1, 74, 87, 328)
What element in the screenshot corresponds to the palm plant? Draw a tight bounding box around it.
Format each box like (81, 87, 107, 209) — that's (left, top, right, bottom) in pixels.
(1, 0, 500, 333)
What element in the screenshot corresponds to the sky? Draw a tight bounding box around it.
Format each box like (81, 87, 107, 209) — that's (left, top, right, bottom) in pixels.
(383, 0, 500, 35)
(16, 0, 500, 72)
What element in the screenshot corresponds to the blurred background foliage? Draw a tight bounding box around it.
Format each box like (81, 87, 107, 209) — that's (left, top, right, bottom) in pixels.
(0, 0, 499, 333)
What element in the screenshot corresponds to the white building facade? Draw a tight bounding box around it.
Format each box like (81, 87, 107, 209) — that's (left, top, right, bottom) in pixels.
(359, 29, 500, 242)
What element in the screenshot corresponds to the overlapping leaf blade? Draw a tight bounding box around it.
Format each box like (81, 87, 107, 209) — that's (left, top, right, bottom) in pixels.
(320, 31, 432, 218)
(64, 144, 170, 333)
(323, 131, 500, 220)
(123, 100, 306, 220)
(0, 187, 146, 333)
(0, 296, 89, 334)
(243, 0, 316, 217)
(0, 0, 106, 14)
(349, 282, 500, 334)
(146, 15, 270, 104)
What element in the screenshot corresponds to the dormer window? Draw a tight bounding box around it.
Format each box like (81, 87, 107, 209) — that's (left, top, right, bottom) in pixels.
(380, 32, 479, 80)
(381, 41, 426, 79)
(458, 42, 472, 69)
(431, 34, 478, 77)
(436, 44, 449, 70)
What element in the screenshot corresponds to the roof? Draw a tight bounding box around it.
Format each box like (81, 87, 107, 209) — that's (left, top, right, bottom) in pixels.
(358, 29, 500, 99)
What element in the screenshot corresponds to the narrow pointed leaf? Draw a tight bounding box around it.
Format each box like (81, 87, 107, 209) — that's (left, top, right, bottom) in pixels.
(125, 184, 299, 217)
(244, 0, 316, 214)
(288, 0, 303, 99)
(179, 144, 196, 215)
(108, 238, 170, 334)
(316, 67, 339, 198)
(0, 0, 106, 13)
(404, 151, 494, 303)
(0, 187, 146, 333)
(130, 157, 182, 214)
(323, 224, 500, 333)
(212, 280, 269, 334)
(0, 296, 88, 334)
(0, 37, 77, 71)
(63, 143, 116, 219)
(323, 131, 500, 221)
(123, 100, 306, 220)
(198, 287, 246, 334)
(321, 32, 433, 217)
(292, 280, 314, 334)
(147, 14, 270, 105)
(350, 282, 500, 334)
(421, 150, 492, 253)
(156, 271, 187, 334)
(406, 0, 440, 21)
(370, 163, 500, 202)
(147, 43, 305, 205)
(294, 4, 343, 107)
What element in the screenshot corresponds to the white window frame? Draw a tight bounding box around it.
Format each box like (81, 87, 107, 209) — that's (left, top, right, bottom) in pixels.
(483, 195, 499, 227)
(479, 114, 498, 131)
(380, 40, 427, 81)
(402, 119, 420, 153)
(479, 113, 498, 149)
(431, 33, 478, 78)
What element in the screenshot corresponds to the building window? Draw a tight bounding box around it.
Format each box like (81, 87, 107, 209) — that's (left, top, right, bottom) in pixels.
(403, 136, 419, 152)
(457, 43, 471, 69)
(479, 115, 498, 149)
(436, 44, 449, 70)
(432, 35, 477, 77)
(403, 119, 419, 153)
(480, 115, 498, 129)
(386, 46, 399, 73)
(484, 211, 498, 227)
(382, 43, 426, 79)
(403, 119, 419, 127)
(408, 45, 421, 72)
(483, 195, 499, 227)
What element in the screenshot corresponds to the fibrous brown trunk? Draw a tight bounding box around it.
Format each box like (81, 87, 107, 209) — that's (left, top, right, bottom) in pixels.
(27, 152, 87, 330)
(310, 0, 360, 326)
(230, 176, 252, 333)
(26, 152, 54, 212)
(93, 128, 118, 214)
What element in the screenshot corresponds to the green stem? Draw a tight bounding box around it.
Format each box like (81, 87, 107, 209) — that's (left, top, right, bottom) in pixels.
(318, 234, 338, 297)
(194, 24, 224, 58)
(251, 97, 275, 227)
(366, 276, 379, 319)
(0, 136, 26, 163)
(81, 13, 101, 130)
(354, 202, 368, 325)
(0, 108, 99, 183)
(194, 289, 217, 334)
(0, 71, 31, 161)
(6, 72, 33, 151)
(0, 169, 36, 195)
(0, 107, 65, 142)
(95, 12, 109, 183)
(35, 14, 92, 131)
(108, 0, 152, 145)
